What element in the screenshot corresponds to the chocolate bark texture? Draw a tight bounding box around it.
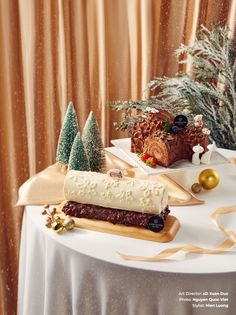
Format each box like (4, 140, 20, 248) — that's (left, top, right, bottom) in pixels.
(131, 111, 208, 167)
(62, 201, 170, 229)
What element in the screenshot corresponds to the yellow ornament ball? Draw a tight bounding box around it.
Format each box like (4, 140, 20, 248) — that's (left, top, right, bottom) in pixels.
(198, 169, 220, 190)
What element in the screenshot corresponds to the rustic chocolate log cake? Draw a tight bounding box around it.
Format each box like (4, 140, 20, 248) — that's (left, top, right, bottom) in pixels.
(131, 109, 209, 167)
(62, 170, 170, 232)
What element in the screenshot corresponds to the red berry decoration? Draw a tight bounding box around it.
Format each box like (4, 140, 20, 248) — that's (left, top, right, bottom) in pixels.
(140, 153, 151, 163)
(146, 157, 157, 168)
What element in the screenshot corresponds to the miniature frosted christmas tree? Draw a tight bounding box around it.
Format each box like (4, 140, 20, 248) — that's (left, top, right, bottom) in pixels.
(82, 111, 106, 172)
(68, 132, 90, 171)
(56, 102, 79, 165)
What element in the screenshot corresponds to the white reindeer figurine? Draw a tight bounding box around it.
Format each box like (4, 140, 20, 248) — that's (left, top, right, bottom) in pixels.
(192, 144, 204, 165)
(201, 142, 216, 164)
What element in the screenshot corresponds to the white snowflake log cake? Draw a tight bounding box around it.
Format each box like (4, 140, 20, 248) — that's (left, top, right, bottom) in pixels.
(63, 170, 170, 232)
(64, 170, 168, 214)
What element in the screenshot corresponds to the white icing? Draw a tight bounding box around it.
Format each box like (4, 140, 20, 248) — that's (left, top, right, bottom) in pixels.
(64, 170, 168, 214)
(194, 114, 203, 128)
(145, 107, 159, 114)
(202, 127, 211, 135)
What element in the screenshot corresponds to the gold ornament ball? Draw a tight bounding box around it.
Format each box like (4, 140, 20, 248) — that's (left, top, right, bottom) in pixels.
(54, 215, 61, 222)
(191, 182, 202, 194)
(63, 217, 75, 231)
(199, 169, 220, 190)
(51, 221, 64, 233)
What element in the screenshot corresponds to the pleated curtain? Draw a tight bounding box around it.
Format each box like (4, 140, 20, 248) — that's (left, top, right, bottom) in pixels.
(0, 0, 235, 313)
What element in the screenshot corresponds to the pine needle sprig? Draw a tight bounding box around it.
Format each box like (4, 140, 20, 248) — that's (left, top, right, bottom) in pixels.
(109, 24, 236, 149)
(109, 99, 169, 130)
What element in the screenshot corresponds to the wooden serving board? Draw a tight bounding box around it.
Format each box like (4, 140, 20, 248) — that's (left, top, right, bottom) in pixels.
(57, 203, 180, 243)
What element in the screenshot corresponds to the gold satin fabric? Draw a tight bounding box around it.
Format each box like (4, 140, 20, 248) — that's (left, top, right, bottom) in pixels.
(15, 158, 203, 207)
(0, 1, 235, 314)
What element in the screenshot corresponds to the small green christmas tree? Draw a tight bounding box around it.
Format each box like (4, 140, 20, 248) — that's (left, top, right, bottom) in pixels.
(56, 102, 79, 165)
(68, 132, 90, 171)
(82, 112, 106, 172)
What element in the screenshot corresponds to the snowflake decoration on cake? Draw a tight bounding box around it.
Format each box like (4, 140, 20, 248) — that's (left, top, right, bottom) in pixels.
(140, 183, 160, 195)
(139, 197, 151, 209)
(76, 189, 86, 196)
(116, 190, 133, 201)
(101, 190, 113, 199)
(102, 178, 120, 189)
(86, 182, 97, 196)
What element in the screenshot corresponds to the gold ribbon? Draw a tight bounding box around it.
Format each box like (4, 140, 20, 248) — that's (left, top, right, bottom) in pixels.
(229, 157, 236, 165)
(118, 205, 236, 262)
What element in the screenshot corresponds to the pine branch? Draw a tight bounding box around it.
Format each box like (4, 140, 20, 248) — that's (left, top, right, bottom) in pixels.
(109, 24, 236, 149)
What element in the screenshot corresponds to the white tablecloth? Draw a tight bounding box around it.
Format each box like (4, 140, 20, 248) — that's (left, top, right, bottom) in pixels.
(18, 148, 236, 315)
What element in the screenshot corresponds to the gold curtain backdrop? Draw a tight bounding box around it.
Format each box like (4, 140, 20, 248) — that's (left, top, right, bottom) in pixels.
(0, 0, 235, 313)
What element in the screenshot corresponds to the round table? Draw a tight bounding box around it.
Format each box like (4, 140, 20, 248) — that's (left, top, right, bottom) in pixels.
(18, 149, 236, 315)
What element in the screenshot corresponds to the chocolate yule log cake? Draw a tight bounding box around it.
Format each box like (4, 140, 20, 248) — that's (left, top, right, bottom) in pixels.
(62, 170, 170, 232)
(131, 109, 209, 167)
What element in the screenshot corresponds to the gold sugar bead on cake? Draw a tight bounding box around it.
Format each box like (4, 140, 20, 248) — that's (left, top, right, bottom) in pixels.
(191, 183, 202, 194)
(63, 217, 75, 231)
(54, 215, 61, 221)
(51, 221, 64, 233)
(43, 204, 50, 209)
